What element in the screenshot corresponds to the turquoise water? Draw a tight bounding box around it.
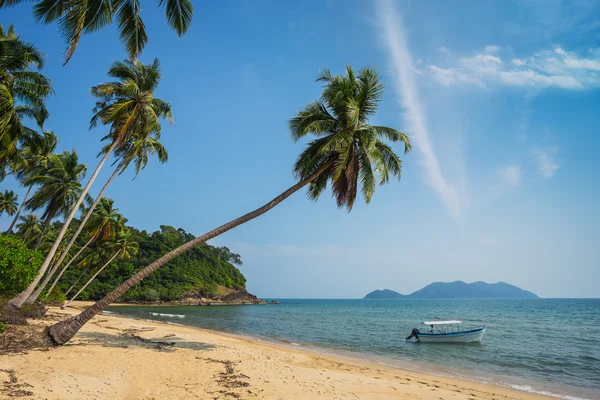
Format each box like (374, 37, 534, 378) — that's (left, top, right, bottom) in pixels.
(107, 299, 600, 399)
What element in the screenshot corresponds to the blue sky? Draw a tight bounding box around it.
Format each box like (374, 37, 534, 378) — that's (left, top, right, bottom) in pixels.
(1, 0, 599, 298)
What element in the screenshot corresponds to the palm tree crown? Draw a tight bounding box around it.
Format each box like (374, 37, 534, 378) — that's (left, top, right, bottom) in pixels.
(0, 25, 52, 174)
(16, 213, 41, 245)
(290, 66, 411, 210)
(25, 150, 88, 223)
(91, 58, 173, 156)
(0, 0, 193, 64)
(0, 189, 18, 216)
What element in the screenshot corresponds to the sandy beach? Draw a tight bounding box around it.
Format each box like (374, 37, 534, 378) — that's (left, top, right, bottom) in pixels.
(0, 303, 552, 400)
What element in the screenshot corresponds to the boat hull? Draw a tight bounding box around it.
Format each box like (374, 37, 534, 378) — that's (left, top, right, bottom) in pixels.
(416, 327, 486, 343)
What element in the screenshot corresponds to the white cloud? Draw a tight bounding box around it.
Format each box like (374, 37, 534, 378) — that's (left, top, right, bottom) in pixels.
(427, 46, 600, 90)
(376, 0, 461, 218)
(533, 148, 560, 179)
(484, 45, 500, 53)
(499, 165, 522, 188)
(437, 46, 450, 55)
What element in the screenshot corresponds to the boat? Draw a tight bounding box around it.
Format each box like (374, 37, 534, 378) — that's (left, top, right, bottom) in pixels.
(405, 320, 486, 343)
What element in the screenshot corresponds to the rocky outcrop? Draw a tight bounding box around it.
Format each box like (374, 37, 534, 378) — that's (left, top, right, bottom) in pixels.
(121, 288, 267, 306)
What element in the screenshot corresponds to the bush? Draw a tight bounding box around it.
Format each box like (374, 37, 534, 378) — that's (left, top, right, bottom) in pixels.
(44, 289, 66, 305)
(0, 321, 5, 334)
(0, 235, 43, 296)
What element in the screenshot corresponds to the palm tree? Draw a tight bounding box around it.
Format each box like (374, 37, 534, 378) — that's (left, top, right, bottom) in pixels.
(6, 150, 88, 307)
(65, 228, 138, 307)
(6, 131, 58, 233)
(16, 213, 41, 246)
(0, 25, 51, 173)
(0, 189, 18, 217)
(9, 59, 171, 309)
(0, 0, 193, 64)
(42, 198, 125, 300)
(46, 66, 412, 345)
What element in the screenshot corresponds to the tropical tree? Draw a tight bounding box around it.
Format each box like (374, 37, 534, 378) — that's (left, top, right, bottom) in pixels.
(0, 189, 18, 217)
(0, 24, 51, 174)
(16, 213, 41, 246)
(45, 66, 412, 345)
(6, 131, 58, 233)
(0, 0, 194, 64)
(42, 198, 125, 300)
(8, 59, 171, 309)
(65, 228, 138, 306)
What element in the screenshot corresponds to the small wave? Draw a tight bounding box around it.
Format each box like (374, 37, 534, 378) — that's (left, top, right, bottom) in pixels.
(166, 321, 184, 326)
(101, 310, 114, 315)
(149, 312, 185, 319)
(505, 384, 590, 400)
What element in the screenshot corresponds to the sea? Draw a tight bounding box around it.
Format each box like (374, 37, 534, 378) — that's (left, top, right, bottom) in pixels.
(106, 298, 600, 400)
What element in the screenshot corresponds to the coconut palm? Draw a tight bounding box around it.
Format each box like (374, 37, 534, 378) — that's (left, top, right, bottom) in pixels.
(0, 25, 51, 174)
(6, 131, 58, 233)
(46, 66, 412, 345)
(0, 0, 193, 64)
(6, 150, 87, 308)
(16, 213, 41, 245)
(0, 189, 18, 217)
(65, 228, 138, 306)
(8, 59, 171, 309)
(42, 198, 125, 300)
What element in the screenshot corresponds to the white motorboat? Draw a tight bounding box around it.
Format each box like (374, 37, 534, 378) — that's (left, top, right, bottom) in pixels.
(406, 320, 486, 343)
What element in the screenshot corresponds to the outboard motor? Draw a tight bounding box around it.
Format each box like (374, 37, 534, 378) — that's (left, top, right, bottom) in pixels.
(406, 328, 420, 341)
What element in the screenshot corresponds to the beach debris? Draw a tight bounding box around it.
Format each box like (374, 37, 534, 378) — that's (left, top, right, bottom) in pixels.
(0, 369, 34, 397)
(123, 332, 175, 351)
(196, 357, 252, 398)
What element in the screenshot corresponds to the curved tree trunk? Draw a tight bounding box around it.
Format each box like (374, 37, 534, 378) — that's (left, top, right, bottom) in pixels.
(6, 185, 32, 233)
(64, 251, 120, 307)
(64, 266, 92, 297)
(46, 162, 331, 345)
(8, 141, 118, 309)
(43, 235, 95, 301)
(28, 162, 124, 304)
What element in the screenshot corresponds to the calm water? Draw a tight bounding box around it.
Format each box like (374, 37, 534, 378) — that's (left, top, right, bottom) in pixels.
(107, 299, 600, 399)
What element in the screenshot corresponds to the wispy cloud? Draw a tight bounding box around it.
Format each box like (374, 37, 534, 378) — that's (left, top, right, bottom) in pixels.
(376, 0, 461, 218)
(533, 148, 560, 179)
(499, 165, 522, 188)
(427, 46, 600, 90)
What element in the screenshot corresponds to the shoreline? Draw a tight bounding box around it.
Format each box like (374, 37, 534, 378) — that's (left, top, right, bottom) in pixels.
(0, 303, 558, 399)
(99, 304, 589, 400)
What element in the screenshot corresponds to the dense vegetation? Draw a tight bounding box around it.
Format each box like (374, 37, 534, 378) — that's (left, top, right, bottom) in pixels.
(0, 4, 410, 346)
(56, 225, 246, 302)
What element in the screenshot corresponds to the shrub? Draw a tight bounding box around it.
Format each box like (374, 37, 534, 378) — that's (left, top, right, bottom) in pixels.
(0, 235, 43, 296)
(44, 289, 67, 305)
(0, 322, 5, 334)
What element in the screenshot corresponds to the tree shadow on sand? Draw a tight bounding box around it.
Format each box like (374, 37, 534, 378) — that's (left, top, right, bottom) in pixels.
(73, 330, 217, 352)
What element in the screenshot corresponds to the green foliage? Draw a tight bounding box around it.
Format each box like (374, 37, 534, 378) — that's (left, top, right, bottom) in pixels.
(0, 321, 5, 333)
(56, 225, 246, 302)
(0, 234, 43, 296)
(44, 288, 66, 304)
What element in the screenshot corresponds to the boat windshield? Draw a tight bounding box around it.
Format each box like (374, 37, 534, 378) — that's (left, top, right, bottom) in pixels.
(422, 321, 462, 334)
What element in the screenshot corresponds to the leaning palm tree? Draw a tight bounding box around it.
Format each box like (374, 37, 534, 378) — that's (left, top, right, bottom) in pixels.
(9, 59, 171, 309)
(46, 66, 412, 345)
(16, 213, 41, 246)
(65, 228, 138, 307)
(7, 150, 88, 307)
(42, 198, 125, 301)
(0, 0, 193, 64)
(0, 25, 51, 173)
(0, 189, 18, 217)
(6, 131, 58, 233)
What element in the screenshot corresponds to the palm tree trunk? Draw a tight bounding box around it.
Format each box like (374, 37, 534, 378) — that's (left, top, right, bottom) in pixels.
(45, 162, 331, 345)
(28, 161, 125, 304)
(34, 216, 51, 250)
(6, 185, 32, 233)
(64, 251, 120, 307)
(43, 235, 95, 300)
(8, 140, 119, 309)
(64, 266, 92, 297)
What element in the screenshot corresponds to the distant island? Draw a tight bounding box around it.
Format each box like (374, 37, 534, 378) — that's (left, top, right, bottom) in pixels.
(364, 281, 539, 299)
